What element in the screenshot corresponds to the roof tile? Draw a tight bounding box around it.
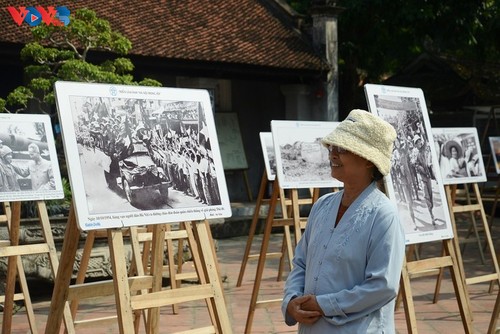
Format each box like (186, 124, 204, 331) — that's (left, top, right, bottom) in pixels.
(0, 0, 327, 72)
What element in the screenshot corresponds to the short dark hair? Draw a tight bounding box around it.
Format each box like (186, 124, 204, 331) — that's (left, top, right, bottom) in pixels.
(373, 168, 384, 181)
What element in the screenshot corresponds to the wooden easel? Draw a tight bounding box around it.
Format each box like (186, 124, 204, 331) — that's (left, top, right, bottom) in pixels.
(236, 171, 276, 287)
(243, 180, 321, 334)
(0, 201, 72, 334)
(433, 184, 500, 302)
(488, 286, 500, 333)
(63, 224, 198, 331)
(399, 237, 474, 333)
(237, 171, 321, 287)
(45, 203, 232, 334)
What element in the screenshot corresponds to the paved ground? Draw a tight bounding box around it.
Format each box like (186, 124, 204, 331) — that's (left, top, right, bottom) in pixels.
(2, 217, 500, 333)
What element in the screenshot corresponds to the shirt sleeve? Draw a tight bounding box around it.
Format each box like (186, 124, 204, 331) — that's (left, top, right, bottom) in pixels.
(281, 194, 332, 325)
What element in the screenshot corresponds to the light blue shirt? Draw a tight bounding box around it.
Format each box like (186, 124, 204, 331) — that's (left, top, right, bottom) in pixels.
(282, 182, 405, 333)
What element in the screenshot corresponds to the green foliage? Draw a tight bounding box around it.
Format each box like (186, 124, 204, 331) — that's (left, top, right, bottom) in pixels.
(2, 8, 161, 115)
(0, 8, 162, 199)
(286, 0, 500, 109)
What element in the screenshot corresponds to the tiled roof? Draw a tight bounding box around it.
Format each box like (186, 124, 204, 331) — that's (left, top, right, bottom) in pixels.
(0, 1, 328, 73)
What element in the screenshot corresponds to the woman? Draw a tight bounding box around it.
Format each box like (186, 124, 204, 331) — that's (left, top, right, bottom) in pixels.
(282, 109, 406, 333)
(443, 140, 466, 178)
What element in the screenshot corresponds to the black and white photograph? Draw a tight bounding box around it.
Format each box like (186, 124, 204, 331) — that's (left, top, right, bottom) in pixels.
(432, 128, 486, 185)
(490, 136, 500, 174)
(54, 81, 231, 230)
(0, 113, 64, 202)
(270, 120, 343, 189)
(365, 84, 453, 245)
(259, 132, 276, 181)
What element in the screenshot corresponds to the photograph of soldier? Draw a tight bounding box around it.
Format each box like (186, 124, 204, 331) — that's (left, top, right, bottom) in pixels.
(371, 95, 447, 234)
(0, 120, 60, 198)
(70, 96, 222, 214)
(433, 128, 486, 185)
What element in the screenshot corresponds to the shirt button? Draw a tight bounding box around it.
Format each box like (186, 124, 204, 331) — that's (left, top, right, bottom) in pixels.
(314, 277, 318, 281)
(319, 261, 322, 265)
(323, 245, 327, 249)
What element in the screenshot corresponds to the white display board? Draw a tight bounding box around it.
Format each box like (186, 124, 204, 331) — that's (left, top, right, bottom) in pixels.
(270, 120, 343, 189)
(0, 113, 64, 201)
(259, 132, 276, 181)
(54, 81, 231, 230)
(364, 84, 453, 245)
(490, 136, 500, 174)
(432, 127, 486, 185)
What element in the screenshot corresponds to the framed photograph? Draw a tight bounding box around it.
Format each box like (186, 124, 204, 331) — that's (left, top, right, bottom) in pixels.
(489, 136, 500, 174)
(0, 113, 64, 201)
(259, 132, 276, 181)
(270, 120, 343, 189)
(54, 81, 231, 231)
(364, 84, 453, 245)
(432, 128, 486, 185)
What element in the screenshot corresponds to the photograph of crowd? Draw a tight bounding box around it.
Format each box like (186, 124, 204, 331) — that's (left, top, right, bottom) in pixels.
(490, 137, 500, 174)
(432, 128, 486, 185)
(271, 120, 343, 189)
(365, 84, 453, 245)
(71, 96, 221, 210)
(259, 132, 276, 181)
(55, 82, 230, 229)
(0, 114, 63, 202)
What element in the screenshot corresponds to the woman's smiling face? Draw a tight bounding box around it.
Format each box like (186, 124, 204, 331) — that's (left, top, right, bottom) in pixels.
(328, 145, 373, 184)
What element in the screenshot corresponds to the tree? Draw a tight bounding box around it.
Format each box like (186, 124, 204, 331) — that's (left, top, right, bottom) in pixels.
(286, 0, 500, 116)
(0, 8, 161, 116)
(0, 9, 162, 213)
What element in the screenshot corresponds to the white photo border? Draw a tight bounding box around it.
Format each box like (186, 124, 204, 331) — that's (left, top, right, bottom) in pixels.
(54, 81, 231, 231)
(432, 127, 486, 185)
(489, 136, 500, 174)
(0, 113, 64, 201)
(271, 120, 343, 189)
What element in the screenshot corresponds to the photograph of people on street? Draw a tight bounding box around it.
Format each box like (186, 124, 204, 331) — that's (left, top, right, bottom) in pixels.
(0, 114, 63, 201)
(271, 120, 343, 189)
(365, 84, 453, 245)
(259, 132, 276, 181)
(433, 128, 486, 185)
(55, 82, 231, 230)
(490, 136, 500, 174)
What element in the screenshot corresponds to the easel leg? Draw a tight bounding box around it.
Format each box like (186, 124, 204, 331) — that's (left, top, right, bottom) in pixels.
(69, 230, 96, 321)
(244, 181, 279, 334)
(194, 220, 233, 333)
(145, 224, 166, 333)
(45, 204, 79, 334)
(400, 258, 419, 333)
(444, 239, 474, 333)
(237, 173, 268, 287)
(2, 201, 21, 334)
(488, 289, 500, 334)
(108, 228, 135, 334)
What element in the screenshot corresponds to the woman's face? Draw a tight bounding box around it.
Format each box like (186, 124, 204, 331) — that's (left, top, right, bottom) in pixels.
(451, 146, 458, 158)
(328, 146, 373, 184)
